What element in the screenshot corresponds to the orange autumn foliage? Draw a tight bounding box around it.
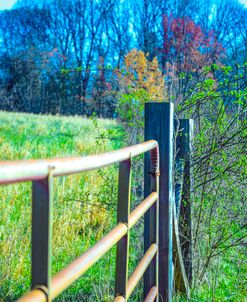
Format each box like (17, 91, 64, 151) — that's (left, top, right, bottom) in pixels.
(123, 49, 167, 101)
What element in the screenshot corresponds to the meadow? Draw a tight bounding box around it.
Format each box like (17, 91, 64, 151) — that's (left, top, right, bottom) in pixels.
(0, 111, 128, 302)
(0, 111, 246, 302)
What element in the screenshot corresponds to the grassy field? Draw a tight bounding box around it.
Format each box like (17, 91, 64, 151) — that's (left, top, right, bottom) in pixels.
(0, 111, 129, 302)
(0, 111, 246, 302)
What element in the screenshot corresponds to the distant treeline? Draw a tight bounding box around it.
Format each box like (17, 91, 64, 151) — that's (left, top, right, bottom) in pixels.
(0, 0, 246, 117)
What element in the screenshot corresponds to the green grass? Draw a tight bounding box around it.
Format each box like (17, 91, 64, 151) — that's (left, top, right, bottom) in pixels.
(0, 111, 124, 302)
(1, 111, 245, 302)
(193, 248, 246, 302)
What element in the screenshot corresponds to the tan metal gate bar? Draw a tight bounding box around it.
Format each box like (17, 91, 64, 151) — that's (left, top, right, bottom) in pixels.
(0, 140, 159, 302)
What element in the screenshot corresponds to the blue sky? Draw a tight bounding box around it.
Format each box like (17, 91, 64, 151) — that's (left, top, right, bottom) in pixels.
(239, 0, 247, 5)
(0, 0, 247, 10)
(0, 0, 17, 9)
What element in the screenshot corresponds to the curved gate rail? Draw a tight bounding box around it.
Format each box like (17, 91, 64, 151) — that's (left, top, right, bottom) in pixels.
(0, 102, 193, 302)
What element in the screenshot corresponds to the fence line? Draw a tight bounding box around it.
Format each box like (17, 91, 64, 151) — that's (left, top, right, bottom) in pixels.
(0, 102, 193, 302)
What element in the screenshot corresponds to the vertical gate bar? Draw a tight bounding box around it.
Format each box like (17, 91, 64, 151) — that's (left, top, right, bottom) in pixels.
(175, 119, 193, 284)
(144, 146, 159, 301)
(115, 158, 131, 300)
(145, 103, 174, 302)
(154, 148, 160, 301)
(32, 170, 53, 301)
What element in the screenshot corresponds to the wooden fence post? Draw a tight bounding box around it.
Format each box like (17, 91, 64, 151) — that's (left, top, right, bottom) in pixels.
(175, 119, 193, 284)
(145, 102, 174, 302)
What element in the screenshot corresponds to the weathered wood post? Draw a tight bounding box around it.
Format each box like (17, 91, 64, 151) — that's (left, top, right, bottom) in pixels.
(175, 119, 193, 284)
(144, 102, 174, 302)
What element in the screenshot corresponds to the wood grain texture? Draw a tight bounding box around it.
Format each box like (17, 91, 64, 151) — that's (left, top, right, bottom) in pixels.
(175, 119, 193, 284)
(145, 102, 174, 302)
